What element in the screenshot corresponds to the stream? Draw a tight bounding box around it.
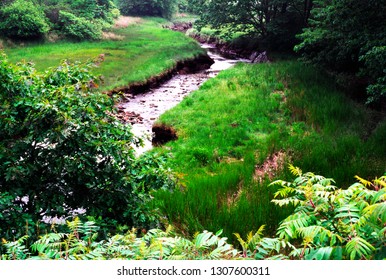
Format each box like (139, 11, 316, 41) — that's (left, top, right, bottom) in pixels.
(42, 44, 250, 224)
(119, 44, 250, 154)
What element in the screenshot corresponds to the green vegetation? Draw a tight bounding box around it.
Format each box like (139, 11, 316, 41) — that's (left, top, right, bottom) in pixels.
(192, 0, 385, 103)
(0, 0, 119, 40)
(269, 168, 386, 260)
(2, 173, 384, 260)
(0, 0, 49, 39)
(151, 61, 386, 243)
(0, 53, 177, 243)
(0, 1, 385, 261)
(295, 0, 386, 103)
(192, 0, 313, 50)
(3, 18, 205, 91)
(117, 0, 177, 19)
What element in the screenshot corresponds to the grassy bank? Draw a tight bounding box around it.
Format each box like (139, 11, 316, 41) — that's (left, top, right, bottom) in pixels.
(2, 17, 205, 91)
(151, 60, 386, 243)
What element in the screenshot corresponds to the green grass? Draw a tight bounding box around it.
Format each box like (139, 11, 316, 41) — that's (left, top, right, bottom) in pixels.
(150, 60, 386, 243)
(3, 18, 205, 91)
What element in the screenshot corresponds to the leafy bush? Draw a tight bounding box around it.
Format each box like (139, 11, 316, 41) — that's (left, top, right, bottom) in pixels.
(59, 11, 103, 40)
(0, 0, 49, 39)
(266, 166, 386, 260)
(360, 46, 386, 103)
(2, 167, 384, 260)
(0, 53, 176, 241)
(1, 218, 237, 260)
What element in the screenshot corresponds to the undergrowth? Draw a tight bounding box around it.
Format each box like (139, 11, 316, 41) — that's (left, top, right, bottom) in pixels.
(151, 61, 386, 244)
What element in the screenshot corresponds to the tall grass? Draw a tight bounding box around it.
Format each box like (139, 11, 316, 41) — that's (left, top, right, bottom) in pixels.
(3, 18, 205, 91)
(151, 60, 386, 243)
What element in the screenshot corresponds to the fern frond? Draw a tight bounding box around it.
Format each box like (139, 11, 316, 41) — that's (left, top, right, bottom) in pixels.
(371, 189, 386, 204)
(271, 197, 302, 207)
(273, 186, 296, 198)
(304, 247, 334, 260)
(233, 233, 246, 250)
(354, 175, 373, 187)
(66, 217, 82, 232)
(374, 177, 386, 189)
(363, 202, 386, 223)
(334, 204, 361, 224)
(276, 213, 313, 240)
(289, 164, 302, 176)
(345, 237, 375, 260)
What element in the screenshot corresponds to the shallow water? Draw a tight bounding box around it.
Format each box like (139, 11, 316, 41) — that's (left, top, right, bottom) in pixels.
(120, 44, 249, 154)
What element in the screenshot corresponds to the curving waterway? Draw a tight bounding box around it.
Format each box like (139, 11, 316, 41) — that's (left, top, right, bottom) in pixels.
(42, 44, 250, 224)
(119, 44, 250, 154)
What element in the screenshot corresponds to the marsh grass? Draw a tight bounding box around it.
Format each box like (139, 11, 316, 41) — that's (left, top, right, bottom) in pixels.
(3, 17, 205, 91)
(151, 61, 386, 243)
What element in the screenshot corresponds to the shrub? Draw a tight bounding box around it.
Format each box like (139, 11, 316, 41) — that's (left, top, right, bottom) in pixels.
(2, 168, 385, 259)
(59, 11, 103, 40)
(0, 53, 176, 241)
(0, 0, 49, 39)
(1, 219, 237, 260)
(266, 166, 386, 260)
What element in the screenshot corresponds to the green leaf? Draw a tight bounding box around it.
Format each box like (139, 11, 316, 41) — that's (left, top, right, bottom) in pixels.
(305, 247, 333, 260)
(346, 237, 375, 260)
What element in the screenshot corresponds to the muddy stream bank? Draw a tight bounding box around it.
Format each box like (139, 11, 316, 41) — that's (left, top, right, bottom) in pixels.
(118, 44, 250, 154)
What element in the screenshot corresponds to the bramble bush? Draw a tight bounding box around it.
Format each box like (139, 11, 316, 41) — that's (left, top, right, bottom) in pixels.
(0, 53, 176, 243)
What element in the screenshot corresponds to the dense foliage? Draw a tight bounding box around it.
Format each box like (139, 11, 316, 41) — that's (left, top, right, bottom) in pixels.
(192, 0, 313, 50)
(1, 219, 238, 260)
(295, 0, 386, 103)
(2, 170, 384, 260)
(0, 0, 120, 40)
(0, 0, 50, 39)
(59, 10, 103, 40)
(0, 53, 176, 242)
(116, 0, 177, 19)
(191, 0, 385, 102)
(268, 167, 386, 260)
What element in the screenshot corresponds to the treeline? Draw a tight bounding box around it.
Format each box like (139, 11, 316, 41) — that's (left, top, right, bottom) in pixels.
(116, 0, 176, 19)
(192, 0, 385, 103)
(0, 0, 120, 40)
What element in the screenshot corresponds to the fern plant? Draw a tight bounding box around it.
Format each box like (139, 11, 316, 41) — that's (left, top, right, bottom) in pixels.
(269, 166, 386, 260)
(2, 169, 384, 260)
(1, 219, 238, 260)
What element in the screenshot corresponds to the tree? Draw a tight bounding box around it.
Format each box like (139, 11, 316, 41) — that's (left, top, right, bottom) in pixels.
(0, 53, 176, 240)
(295, 0, 386, 103)
(194, 0, 313, 50)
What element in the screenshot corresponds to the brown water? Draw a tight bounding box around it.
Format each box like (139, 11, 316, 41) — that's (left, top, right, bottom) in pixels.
(119, 44, 249, 154)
